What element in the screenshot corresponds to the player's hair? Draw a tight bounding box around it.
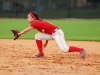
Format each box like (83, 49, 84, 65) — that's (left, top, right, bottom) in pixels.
(30, 11, 40, 20)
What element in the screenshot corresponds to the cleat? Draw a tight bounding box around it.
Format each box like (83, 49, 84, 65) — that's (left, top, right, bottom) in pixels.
(35, 53, 44, 57)
(80, 49, 86, 58)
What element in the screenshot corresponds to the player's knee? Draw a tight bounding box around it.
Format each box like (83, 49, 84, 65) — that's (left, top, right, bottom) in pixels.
(60, 46, 69, 52)
(35, 33, 41, 40)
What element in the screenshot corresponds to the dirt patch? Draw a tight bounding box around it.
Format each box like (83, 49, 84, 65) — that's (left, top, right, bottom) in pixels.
(0, 39, 100, 75)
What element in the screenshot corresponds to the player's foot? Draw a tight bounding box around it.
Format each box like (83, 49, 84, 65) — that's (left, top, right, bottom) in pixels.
(35, 53, 44, 57)
(80, 49, 86, 58)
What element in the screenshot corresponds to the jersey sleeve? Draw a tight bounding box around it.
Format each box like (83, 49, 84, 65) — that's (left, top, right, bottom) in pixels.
(30, 22, 36, 28)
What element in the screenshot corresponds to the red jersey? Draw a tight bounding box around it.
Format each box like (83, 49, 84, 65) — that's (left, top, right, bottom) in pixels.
(30, 20, 59, 34)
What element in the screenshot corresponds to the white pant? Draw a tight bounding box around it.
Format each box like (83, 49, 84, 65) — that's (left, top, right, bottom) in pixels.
(35, 29, 69, 52)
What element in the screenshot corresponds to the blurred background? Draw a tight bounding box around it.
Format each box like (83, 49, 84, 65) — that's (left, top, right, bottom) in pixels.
(0, 0, 100, 19)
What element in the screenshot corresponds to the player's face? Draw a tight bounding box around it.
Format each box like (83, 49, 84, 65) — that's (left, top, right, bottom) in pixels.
(27, 14, 34, 23)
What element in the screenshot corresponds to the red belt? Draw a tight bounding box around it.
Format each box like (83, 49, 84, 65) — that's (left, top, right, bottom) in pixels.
(52, 28, 59, 34)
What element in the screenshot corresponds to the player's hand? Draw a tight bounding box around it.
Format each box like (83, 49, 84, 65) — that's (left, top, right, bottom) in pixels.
(43, 40, 48, 48)
(11, 29, 21, 40)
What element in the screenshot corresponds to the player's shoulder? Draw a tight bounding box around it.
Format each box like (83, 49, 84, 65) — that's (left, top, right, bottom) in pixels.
(33, 20, 42, 23)
(31, 20, 39, 24)
(31, 20, 43, 25)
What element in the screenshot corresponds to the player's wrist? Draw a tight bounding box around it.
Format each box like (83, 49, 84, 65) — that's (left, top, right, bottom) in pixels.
(46, 40, 48, 42)
(18, 33, 21, 36)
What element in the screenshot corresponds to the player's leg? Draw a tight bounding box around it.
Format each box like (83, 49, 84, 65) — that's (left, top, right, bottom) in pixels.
(52, 29, 86, 58)
(52, 29, 69, 52)
(34, 32, 53, 57)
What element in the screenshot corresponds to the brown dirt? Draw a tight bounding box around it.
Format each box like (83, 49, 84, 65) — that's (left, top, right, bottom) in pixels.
(0, 39, 100, 75)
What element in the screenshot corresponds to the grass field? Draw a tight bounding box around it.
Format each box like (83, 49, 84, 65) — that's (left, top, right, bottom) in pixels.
(0, 19, 100, 41)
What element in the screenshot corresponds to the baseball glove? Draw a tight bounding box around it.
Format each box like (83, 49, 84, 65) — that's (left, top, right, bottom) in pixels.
(11, 29, 20, 40)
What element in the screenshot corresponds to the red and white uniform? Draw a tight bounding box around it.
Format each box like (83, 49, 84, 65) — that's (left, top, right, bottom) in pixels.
(30, 20, 69, 52)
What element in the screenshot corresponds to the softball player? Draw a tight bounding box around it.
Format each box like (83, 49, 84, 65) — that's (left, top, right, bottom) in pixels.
(18, 11, 86, 58)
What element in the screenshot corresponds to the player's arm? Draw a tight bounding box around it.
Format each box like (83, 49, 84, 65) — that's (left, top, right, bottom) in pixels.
(43, 40, 49, 48)
(18, 27, 33, 36)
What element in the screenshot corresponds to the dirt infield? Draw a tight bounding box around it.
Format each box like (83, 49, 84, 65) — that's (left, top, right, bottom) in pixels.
(0, 39, 100, 75)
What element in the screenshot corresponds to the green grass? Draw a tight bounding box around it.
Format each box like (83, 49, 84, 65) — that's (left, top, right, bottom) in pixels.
(0, 19, 100, 41)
